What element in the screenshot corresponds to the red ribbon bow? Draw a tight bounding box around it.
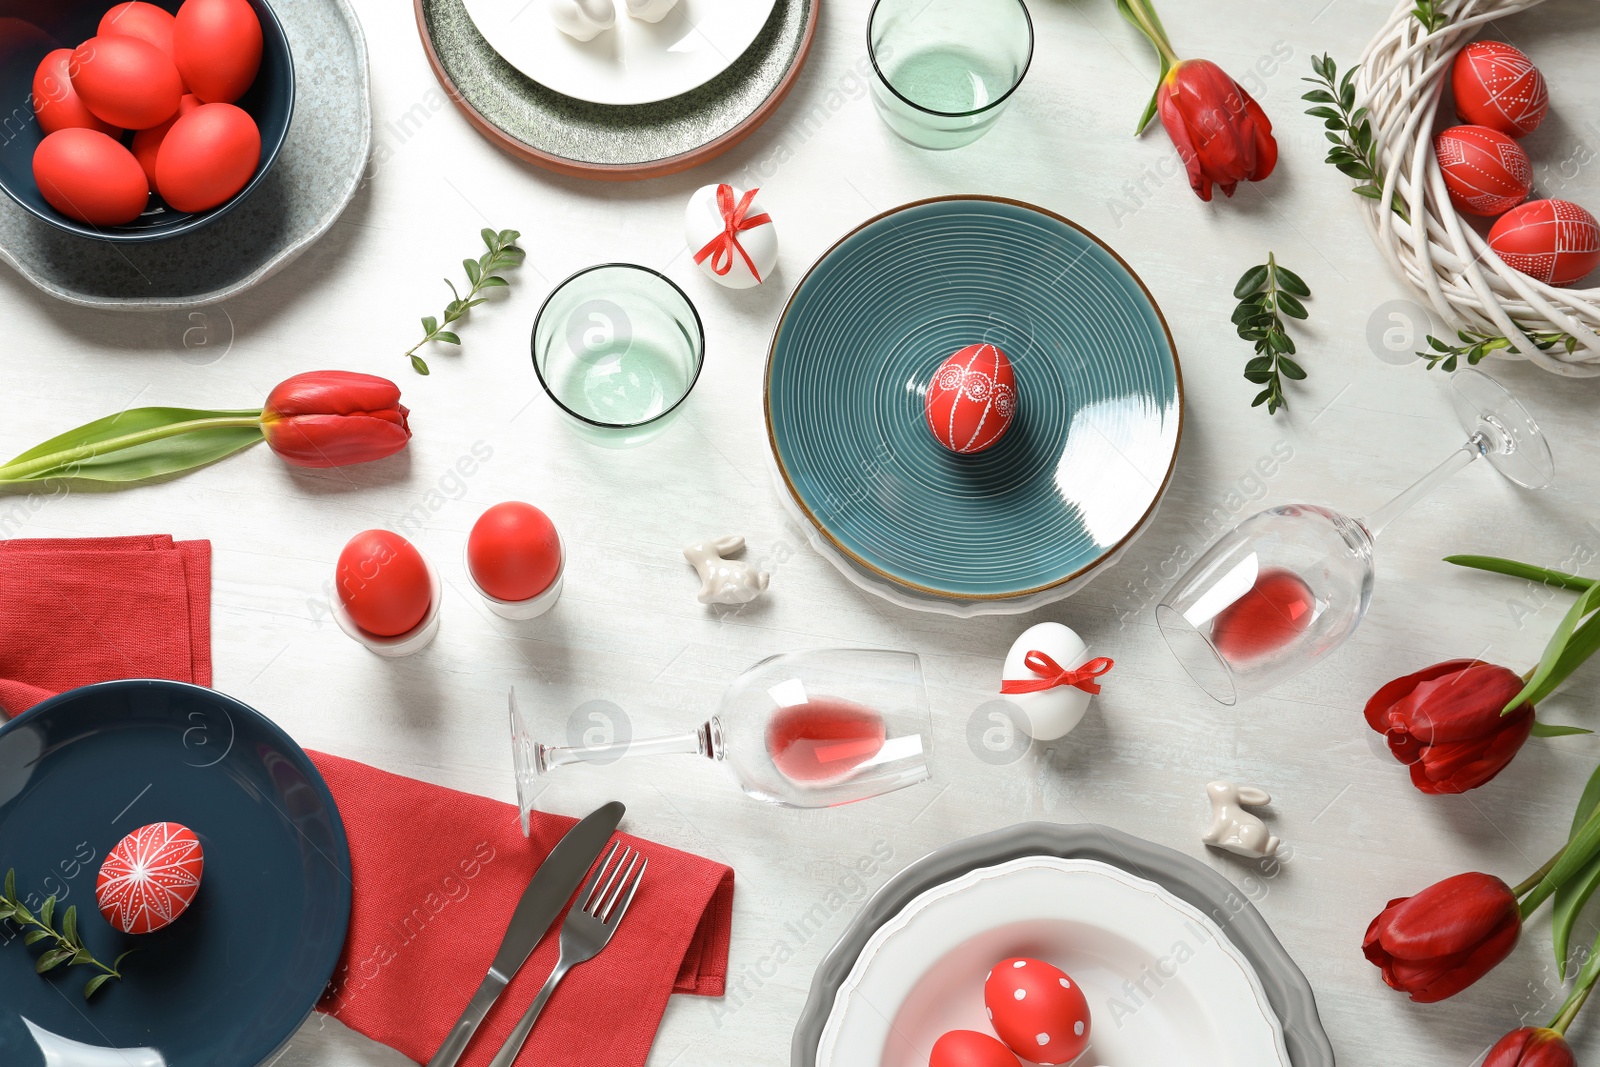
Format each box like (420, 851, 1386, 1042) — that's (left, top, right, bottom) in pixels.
(999, 651, 1115, 696)
(693, 184, 772, 283)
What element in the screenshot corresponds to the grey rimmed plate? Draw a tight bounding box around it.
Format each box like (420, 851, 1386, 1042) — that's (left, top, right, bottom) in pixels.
(792, 823, 1335, 1067)
(414, 0, 817, 179)
(0, 0, 371, 310)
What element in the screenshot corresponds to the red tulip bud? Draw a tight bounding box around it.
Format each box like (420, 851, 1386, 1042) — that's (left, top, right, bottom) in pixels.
(1365, 659, 1534, 794)
(1156, 59, 1279, 201)
(261, 371, 411, 469)
(1485, 1027, 1578, 1067)
(1363, 871, 1521, 1003)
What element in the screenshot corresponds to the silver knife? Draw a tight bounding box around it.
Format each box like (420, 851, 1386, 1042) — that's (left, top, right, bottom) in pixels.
(425, 800, 625, 1067)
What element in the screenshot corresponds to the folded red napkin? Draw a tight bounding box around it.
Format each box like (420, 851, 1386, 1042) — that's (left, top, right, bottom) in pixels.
(311, 752, 734, 1067)
(0, 534, 212, 716)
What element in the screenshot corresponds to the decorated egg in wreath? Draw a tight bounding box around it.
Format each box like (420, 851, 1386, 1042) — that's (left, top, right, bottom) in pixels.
(983, 957, 1091, 1066)
(924, 344, 1017, 455)
(1489, 199, 1600, 288)
(96, 822, 205, 934)
(1451, 40, 1548, 139)
(1434, 125, 1531, 217)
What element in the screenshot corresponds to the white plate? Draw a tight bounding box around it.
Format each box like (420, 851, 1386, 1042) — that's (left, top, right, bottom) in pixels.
(460, 0, 779, 106)
(817, 857, 1290, 1067)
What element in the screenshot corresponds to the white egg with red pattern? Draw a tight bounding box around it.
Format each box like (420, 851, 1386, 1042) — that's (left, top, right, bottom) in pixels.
(983, 957, 1091, 1065)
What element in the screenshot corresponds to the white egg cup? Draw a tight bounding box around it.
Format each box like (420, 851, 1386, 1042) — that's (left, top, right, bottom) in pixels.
(463, 538, 566, 621)
(331, 551, 443, 658)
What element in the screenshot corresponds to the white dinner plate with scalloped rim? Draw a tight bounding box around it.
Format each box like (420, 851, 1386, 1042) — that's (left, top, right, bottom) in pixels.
(461, 0, 778, 106)
(816, 857, 1290, 1067)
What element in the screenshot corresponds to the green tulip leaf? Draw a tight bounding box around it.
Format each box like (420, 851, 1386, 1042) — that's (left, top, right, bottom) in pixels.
(1527, 611, 1600, 710)
(1, 407, 262, 470)
(1445, 554, 1595, 593)
(0, 408, 264, 485)
(1115, 0, 1175, 135)
(1510, 582, 1600, 713)
(1532, 721, 1594, 738)
(1554, 761, 1600, 975)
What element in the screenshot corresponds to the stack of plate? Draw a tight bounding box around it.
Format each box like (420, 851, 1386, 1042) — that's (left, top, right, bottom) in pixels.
(792, 824, 1335, 1067)
(765, 197, 1184, 617)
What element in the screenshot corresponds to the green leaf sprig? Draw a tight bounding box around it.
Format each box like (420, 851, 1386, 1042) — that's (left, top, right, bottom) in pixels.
(405, 228, 525, 376)
(1304, 55, 1408, 222)
(1233, 253, 1311, 415)
(1420, 324, 1582, 371)
(1411, 0, 1448, 33)
(1, 870, 132, 1000)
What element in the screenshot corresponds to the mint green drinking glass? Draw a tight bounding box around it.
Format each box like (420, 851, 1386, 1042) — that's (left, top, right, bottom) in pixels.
(531, 263, 705, 448)
(867, 0, 1034, 149)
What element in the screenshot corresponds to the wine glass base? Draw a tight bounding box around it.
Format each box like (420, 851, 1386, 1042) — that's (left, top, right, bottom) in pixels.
(509, 688, 538, 838)
(1451, 368, 1555, 490)
(1156, 604, 1239, 706)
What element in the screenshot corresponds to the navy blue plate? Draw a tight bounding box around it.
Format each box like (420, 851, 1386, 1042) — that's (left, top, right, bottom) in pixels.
(0, 0, 295, 242)
(0, 680, 350, 1067)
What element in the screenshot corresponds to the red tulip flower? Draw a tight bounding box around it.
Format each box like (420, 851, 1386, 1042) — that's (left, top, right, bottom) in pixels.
(1157, 59, 1279, 201)
(1363, 872, 1521, 1003)
(261, 371, 412, 469)
(1364, 659, 1534, 794)
(1486, 1028, 1578, 1067)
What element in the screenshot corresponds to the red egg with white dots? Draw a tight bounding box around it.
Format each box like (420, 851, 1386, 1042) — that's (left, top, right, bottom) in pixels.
(1489, 199, 1600, 288)
(1452, 40, 1548, 139)
(929, 1029, 1020, 1067)
(983, 958, 1091, 1066)
(96, 822, 205, 934)
(924, 344, 1017, 455)
(1434, 125, 1531, 217)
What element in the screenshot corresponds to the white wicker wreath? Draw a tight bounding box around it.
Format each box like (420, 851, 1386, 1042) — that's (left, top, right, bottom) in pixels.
(1354, 0, 1600, 376)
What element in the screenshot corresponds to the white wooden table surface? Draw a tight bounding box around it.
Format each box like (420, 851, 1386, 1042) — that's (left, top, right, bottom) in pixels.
(3, 0, 1599, 1063)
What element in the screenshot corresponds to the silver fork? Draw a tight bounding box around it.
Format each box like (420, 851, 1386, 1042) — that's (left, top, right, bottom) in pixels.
(485, 842, 647, 1067)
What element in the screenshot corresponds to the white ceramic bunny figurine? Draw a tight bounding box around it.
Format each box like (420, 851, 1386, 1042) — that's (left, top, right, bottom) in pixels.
(550, 0, 615, 40)
(625, 0, 679, 21)
(684, 536, 770, 606)
(1202, 781, 1280, 860)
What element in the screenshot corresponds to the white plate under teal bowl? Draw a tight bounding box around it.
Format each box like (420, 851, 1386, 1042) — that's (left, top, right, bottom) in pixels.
(765, 196, 1182, 611)
(816, 857, 1290, 1067)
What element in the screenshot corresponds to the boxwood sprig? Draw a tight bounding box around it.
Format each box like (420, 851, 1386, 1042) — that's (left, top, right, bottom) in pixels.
(1, 869, 132, 1000)
(1233, 253, 1311, 415)
(405, 228, 525, 376)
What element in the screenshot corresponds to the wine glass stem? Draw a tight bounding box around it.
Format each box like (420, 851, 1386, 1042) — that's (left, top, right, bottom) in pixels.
(1361, 437, 1482, 540)
(538, 725, 710, 772)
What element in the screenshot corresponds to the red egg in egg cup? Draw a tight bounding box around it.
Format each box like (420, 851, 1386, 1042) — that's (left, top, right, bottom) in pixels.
(463, 537, 566, 620)
(330, 549, 443, 657)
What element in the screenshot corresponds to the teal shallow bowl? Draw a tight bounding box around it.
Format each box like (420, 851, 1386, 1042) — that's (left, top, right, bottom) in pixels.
(766, 196, 1183, 603)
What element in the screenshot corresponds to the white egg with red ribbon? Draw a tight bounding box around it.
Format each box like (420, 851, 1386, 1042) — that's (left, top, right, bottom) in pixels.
(685, 183, 777, 289)
(999, 622, 1113, 741)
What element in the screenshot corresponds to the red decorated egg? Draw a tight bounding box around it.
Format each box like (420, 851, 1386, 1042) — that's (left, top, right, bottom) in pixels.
(32, 48, 119, 136)
(131, 92, 200, 185)
(33, 129, 149, 226)
(337, 530, 432, 637)
(96, 822, 204, 934)
(174, 0, 264, 104)
(929, 1030, 1019, 1067)
(70, 35, 184, 130)
(983, 958, 1091, 1066)
(1452, 40, 1548, 139)
(467, 502, 562, 602)
(1434, 125, 1531, 217)
(155, 101, 260, 212)
(924, 344, 1017, 455)
(1489, 199, 1600, 288)
(100, 2, 179, 63)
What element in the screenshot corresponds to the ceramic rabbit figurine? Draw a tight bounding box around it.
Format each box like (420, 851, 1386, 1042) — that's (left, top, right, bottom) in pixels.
(1202, 781, 1280, 859)
(551, 0, 614, 40)
(625, 0, 679, 21)
(684, 536, 770, 606)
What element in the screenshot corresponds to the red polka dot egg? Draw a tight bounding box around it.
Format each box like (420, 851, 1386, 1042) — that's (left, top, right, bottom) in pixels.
(1434, 125, 1531, 217)
(1489, 199, 1600, 288)
(1452, 40, 1548, 139)
(96, 822, 204, 934)
(925, 344, 1017, 455)
(929, 1029, 1019, 1067)
(983, 957, 1091, 1065)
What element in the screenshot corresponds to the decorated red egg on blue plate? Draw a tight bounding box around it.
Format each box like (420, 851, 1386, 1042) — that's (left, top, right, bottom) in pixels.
(924, 344, 1017, 455)
(1452, 40, 1548, 139)
(984, 957, 1091, 1066)
(1434, 124, 1531, 217)
(929, 1029, 1019, 1067)
(96, 822, 205, 934)
(1489, 199, 1600, 287)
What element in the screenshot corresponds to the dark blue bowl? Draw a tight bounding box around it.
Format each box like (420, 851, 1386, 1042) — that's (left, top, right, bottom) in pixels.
(0, 0, 294, 243)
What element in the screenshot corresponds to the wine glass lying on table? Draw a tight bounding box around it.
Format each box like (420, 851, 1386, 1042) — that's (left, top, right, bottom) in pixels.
(511, 648, 932, 831)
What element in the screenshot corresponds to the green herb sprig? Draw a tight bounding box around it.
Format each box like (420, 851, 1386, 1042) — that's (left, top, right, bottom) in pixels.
(1, 870, 131, 999)
(1304, 55, 1408, 222)
(1233, 254, 1311, 415)
(405, 228, 525, 376)
(1420, 324, 1582, 371)
(1411, 0, 1448, 33)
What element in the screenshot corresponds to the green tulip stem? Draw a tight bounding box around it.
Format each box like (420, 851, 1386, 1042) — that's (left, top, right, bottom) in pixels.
(1516, 846, 1568, 912)
(1551, 981, 1592, 1035)
(1122, 0, 1179, 65)
(0, 414, 264, 484)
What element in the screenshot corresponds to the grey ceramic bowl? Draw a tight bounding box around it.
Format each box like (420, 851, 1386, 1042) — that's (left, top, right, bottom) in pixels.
(792, 822, 1336, 1067)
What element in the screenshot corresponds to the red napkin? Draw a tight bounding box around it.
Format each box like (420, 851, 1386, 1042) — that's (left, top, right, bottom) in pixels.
(0, 534, 212, 716)
(311, 752, 734, 1067)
